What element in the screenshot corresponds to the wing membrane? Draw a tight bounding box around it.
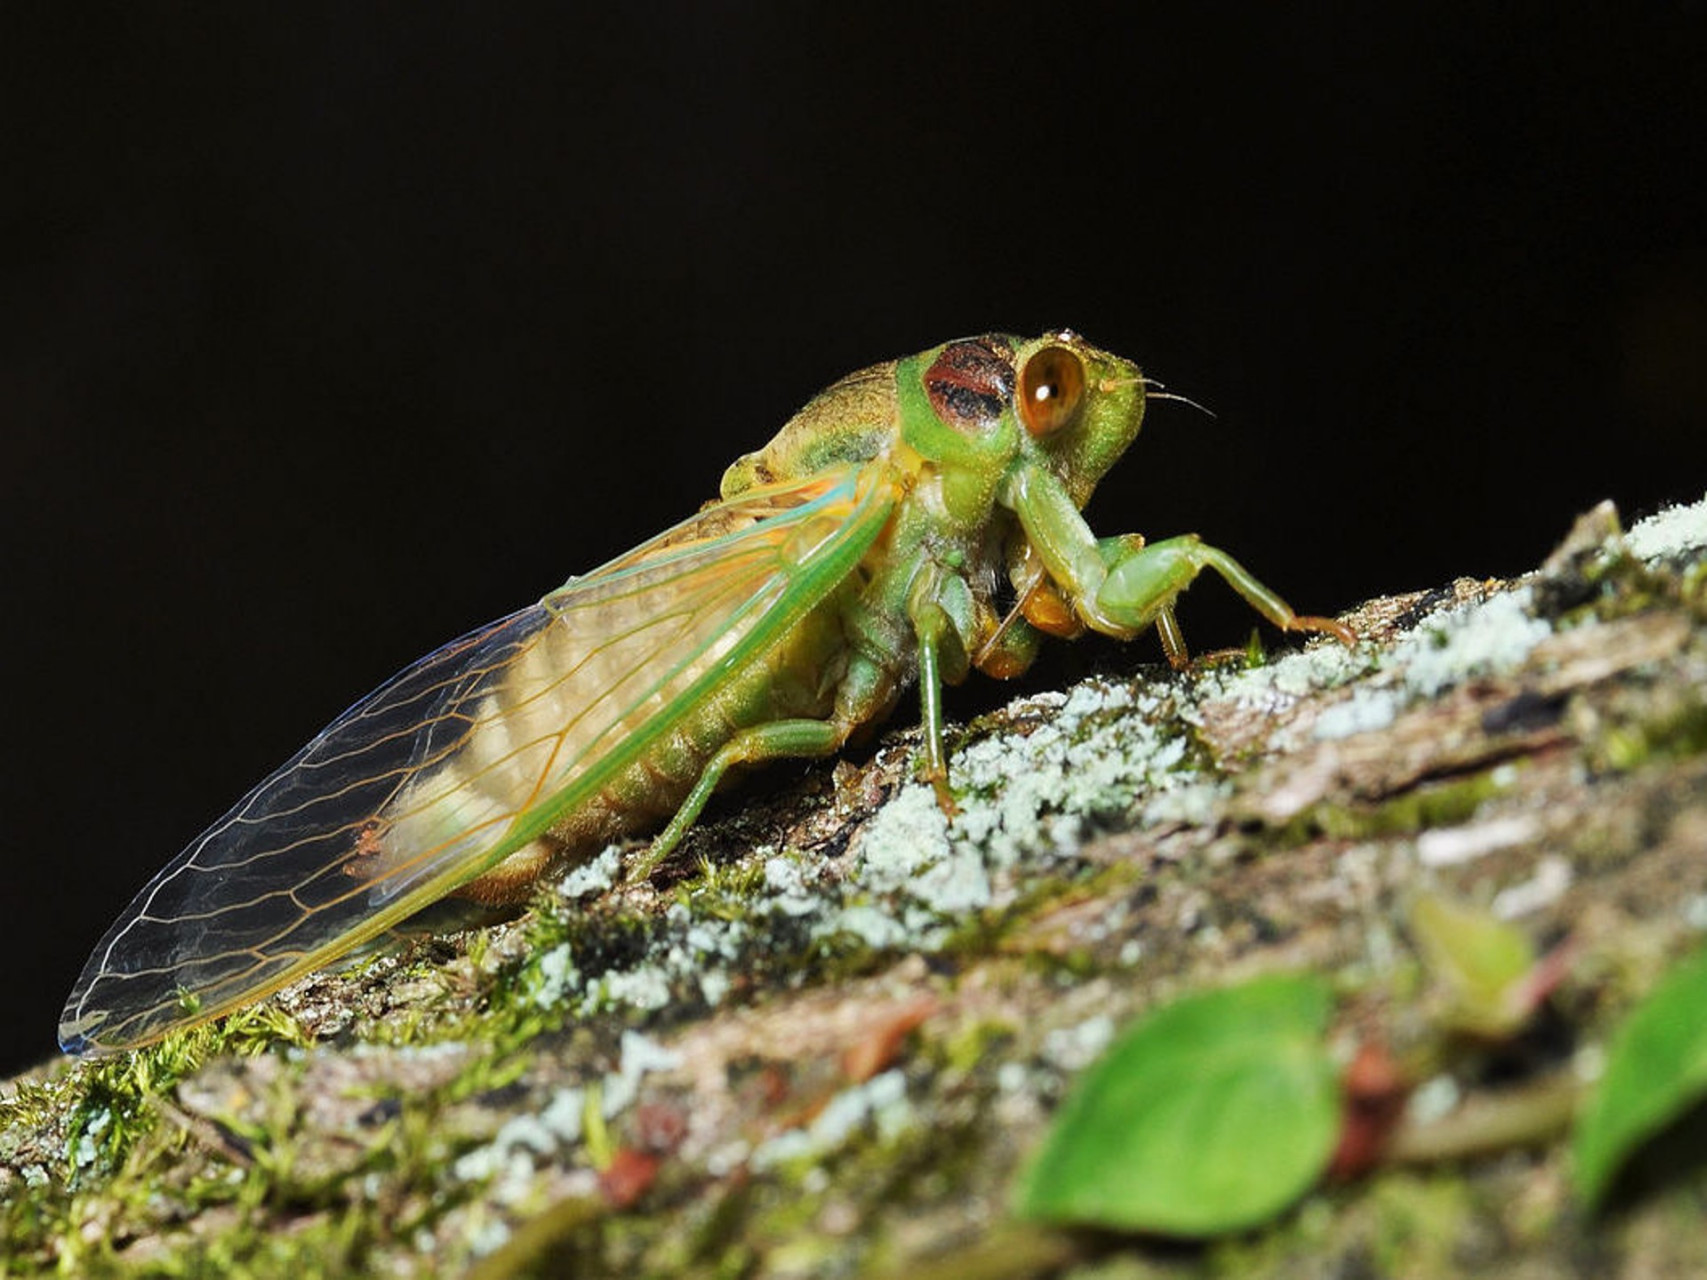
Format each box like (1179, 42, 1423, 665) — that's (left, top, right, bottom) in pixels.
(60, 464, 894, 1053)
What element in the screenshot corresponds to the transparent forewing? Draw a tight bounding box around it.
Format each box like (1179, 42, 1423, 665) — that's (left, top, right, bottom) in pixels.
(60, 463, 894, 1054)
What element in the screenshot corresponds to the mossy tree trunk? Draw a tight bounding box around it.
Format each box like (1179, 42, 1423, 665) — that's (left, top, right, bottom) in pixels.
(5, 497, 1707, 1278)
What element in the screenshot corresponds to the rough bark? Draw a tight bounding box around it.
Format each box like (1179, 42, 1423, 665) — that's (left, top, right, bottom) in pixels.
(4, 495, 1707, 1279)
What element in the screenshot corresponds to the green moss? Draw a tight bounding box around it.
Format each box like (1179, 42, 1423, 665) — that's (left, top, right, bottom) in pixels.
(936, 1019, 1018, 1078)
(44, 1003, 313, 1192)
(1268, 767, 1511, 845)
(457, 1098, 973, 1280)
(1363, 1173, 1480, 1279)
(675, 855, 769, 917)
(1587, 694, 1707, 774)
(1549, 525, 1707, 633)
(458, 1195, 606, 1280)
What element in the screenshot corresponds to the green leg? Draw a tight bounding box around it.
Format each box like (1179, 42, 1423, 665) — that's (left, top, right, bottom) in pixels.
(907, 595, 965, 816)
(626, 718, 846, 883)
(1095, 535, 1356, 650)
(914, 615, 959, 816)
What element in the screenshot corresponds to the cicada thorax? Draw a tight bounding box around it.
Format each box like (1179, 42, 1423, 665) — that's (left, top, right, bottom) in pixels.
(801, 337, 1033, 699)
(707, 336, 1038, 724)
(720, 360, 902, 497)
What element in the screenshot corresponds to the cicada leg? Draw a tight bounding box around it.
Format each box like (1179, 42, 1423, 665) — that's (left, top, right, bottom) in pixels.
(913, 610, 959, 818)
(1153, 603, 1192, 670)
(626, 717, 848, 883)
(1093, 534, 1356, 668)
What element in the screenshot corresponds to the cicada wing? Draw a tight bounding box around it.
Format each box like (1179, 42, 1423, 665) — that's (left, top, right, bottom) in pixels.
(60, 463, 896, 1054)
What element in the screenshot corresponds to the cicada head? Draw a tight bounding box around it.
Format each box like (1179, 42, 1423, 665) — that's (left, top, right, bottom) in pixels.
(889, 332, 1147, 525)
(1007, 330, 1147, 512)
(724, 332, 1146, 525)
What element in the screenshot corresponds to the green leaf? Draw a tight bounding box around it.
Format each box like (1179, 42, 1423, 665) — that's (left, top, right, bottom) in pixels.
(1408, 892, 1537, 1038)
(1574, 946, 1707, 1209)
(1015, 973, 1341, 1237)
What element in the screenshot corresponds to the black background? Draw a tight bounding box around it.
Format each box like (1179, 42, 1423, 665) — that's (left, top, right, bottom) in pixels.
(4, 8, 1704, 1075)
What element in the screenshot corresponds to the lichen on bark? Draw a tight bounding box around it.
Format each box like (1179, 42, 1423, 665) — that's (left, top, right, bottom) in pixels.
(5, 493, 1707, 1278)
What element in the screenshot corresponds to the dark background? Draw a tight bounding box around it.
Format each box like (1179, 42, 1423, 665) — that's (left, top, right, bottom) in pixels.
(4, 7, 1704, 1075)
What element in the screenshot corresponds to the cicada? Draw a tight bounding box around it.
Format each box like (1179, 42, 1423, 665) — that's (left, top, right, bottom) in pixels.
(59, 331, 1353, 1055)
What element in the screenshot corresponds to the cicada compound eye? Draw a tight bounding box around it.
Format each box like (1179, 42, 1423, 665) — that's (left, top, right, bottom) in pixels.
(1018, 345, 1086, 437)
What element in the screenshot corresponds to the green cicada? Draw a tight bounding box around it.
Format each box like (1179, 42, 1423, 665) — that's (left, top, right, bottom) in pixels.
(59, 331, 1353, 1055)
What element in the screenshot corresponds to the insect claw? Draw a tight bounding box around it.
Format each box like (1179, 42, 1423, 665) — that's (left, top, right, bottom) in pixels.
(1289, 615, 1359, 648)
(930, 774, 960, 821)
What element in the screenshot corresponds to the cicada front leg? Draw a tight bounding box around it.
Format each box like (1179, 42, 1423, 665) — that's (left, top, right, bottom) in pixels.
(1091, 533, 1357, 670)
(1003, 461, 1355, 672)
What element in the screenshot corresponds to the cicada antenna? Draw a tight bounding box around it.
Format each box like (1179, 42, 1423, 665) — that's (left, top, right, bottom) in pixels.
(1141, 376, 1218, 421)
(1096, 373, 1218, 421)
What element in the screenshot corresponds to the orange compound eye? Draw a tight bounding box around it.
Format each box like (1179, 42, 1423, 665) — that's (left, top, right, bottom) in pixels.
(1018, 346, 1086, 437)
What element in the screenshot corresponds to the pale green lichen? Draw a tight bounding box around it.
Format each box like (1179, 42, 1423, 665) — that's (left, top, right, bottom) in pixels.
(1414, 815, 1539, 868)
(558, 845, 623, 899)
(595, 966, 673, 1013)
(477, 666, 1223, 1048)
(1314, 687, 1403, 740)
(1685, 894, 1707, 932)
(600, 1030, 682, 1117)
(749, 1068, 911, 1171)
(827, 903, 914, 950)
(514, 896, 756, 1026)
(1041, 1013, 1116, 1072)
(1395, 588, 1553, 698)
(67, 1104, 110, 1172)
(1218, 640, 1371, 712)
(849, 787, 980, 926)
(953, 682, 1193, 863)
(453, 1088, 585, 1201)
(1489, 853, 1573, 920)
(761, 855, 822, 918)
(1624, 491, 1707, 561)
(848, 677, 1202, 934)
(530, 944, 579, 1009)
(450, 1029, 679, 1230)
(1278, 581, 1555, 752)
(1139, 777, 1230, 826)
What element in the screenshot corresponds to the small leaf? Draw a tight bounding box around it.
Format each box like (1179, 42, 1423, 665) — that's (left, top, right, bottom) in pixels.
(1409, 892, 1537, 1037)
(1574, 946, 1707, 1209)
(1015, 973, 1340, 1237)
